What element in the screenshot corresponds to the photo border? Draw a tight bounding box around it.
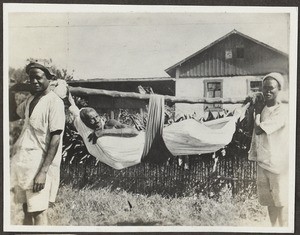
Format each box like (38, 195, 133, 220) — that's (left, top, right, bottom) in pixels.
(2, 2, 298, 234)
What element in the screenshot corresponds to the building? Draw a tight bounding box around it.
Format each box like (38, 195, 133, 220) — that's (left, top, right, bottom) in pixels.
(68, 77, 175, 119)
(165, 29, 289, 119)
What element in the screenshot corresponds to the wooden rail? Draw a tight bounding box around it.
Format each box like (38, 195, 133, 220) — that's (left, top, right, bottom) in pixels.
(69, 86, 246, 104)
(10, 83, 288, 104)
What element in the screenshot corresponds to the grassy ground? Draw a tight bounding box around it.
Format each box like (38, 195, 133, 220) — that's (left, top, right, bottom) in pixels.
(11, 185, 269, 227)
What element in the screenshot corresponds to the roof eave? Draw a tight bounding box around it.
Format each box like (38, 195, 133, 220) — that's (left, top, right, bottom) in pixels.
(165, 30, 237, 75)
(165, 29, 288, 76)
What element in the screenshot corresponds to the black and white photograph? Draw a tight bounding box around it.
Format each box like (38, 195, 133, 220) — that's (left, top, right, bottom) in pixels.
(3, 3, 298, 233)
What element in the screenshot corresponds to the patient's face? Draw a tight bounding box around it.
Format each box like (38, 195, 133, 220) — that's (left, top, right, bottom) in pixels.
(86, 110, 102, 130)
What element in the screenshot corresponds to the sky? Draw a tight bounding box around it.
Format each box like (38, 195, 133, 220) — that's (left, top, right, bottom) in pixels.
(7, 6, 291, 80)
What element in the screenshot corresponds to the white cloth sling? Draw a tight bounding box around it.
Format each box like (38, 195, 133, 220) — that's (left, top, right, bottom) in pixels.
(163, 116, 237, 156)
(69, 96, 249, 170)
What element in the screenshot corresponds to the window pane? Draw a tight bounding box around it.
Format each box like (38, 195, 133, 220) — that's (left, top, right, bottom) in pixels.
(207, 91, 214, 98)
(205, 81, 223, 111)
(206, 82, 221, 97)
(215, 90, 221, 97)
(225, 50, 232, 59)
(250, 81, 262, 92)
(208, 83, 216, 90)
(236, 47, 244, 59)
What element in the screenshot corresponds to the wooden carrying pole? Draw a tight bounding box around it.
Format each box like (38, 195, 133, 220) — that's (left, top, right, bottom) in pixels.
(69, 86, 246, 104)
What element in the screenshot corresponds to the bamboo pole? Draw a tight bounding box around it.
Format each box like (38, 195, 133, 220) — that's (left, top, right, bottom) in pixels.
(69, 86, 246, 104)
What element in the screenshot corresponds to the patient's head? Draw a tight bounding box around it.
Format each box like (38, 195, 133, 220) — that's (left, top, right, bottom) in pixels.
(80, 108, 103, 130)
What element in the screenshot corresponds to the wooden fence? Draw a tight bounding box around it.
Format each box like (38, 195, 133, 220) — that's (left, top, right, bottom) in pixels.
(60, 102, 257, 198)
(60, 92, 257, 197)
(60, 143, 257, 197)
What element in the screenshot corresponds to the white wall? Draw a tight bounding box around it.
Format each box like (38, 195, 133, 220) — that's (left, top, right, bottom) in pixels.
(175, 75, 262, 119)
(175, 78, 204, 120)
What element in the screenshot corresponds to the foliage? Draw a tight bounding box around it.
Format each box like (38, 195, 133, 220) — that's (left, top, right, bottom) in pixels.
(10, 86, 257, 198)
(52, 67, 74, 81)
(10, 58, 74, 84)
(61, 100, 255, 194)
(62, 102, 177, 166)
(9, 86, 266, 227)
(9, 67, 28, 84)
(60, 108, 256, 203)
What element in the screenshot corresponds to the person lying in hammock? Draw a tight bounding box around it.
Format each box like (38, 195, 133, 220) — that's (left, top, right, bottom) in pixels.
(67, 91, 244, 170)
(68, 92, 148, 169)
(78, 106, 139, 144)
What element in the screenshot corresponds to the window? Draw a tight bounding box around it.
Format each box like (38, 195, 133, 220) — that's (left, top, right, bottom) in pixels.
(225, 50, 232, 59)
(236, 47, 244, 59)
(204, 81, 223, 111)
(249, 80, 262, 93)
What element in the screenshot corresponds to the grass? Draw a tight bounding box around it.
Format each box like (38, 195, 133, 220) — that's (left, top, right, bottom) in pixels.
(11, 184, 269, 227)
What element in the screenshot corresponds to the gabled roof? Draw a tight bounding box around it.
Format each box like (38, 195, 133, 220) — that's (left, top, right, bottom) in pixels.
(165, 29, 288, 77)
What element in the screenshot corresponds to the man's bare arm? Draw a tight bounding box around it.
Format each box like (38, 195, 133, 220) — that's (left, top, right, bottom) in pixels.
(9, 90, 21, 121)
(104, 119, 129, 129)
(88, 127, 139, 144)
(97, 128, 139, 137)
(254, 114, 264, 135)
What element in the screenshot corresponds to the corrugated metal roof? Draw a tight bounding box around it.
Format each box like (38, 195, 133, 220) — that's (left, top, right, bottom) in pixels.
(165, 29, 288, 77)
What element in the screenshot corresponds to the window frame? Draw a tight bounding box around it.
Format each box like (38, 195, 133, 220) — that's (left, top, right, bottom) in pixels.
(225, 50, 233, 60)
(203, 79, 223, 111)
(247, 79, 263, 94)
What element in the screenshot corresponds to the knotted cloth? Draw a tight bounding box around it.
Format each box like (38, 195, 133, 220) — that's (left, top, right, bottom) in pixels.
(141, 95, 173, 163)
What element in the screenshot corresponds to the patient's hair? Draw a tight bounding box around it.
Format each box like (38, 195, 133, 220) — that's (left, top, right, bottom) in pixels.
(80, 107, 97, 129)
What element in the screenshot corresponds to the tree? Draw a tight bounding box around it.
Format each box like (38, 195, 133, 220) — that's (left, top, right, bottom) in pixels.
(9, 67, 28, 85)
(52, 67, 74, 81)
(26, 58, 74, 81)
(9, 58, 74, 87)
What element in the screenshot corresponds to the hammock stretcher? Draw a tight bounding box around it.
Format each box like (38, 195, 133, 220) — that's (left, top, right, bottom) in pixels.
(70, 91, 250, 170)
(23, 81, 252, 169)
(12, 82, 252, 170)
